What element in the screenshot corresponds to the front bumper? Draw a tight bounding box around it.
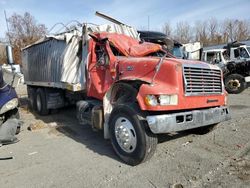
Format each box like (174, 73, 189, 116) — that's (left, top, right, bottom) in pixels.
(146, 106, 230, 134)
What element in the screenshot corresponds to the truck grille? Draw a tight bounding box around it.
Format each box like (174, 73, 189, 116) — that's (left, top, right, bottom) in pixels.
(183, 66, 222, 95)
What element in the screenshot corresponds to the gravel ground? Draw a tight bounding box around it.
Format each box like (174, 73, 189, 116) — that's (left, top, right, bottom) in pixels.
(0, 85, 250, 188)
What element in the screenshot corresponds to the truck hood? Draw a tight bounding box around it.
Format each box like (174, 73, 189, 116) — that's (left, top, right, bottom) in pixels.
(117, 56, 220, 84)
(117, 56, 225, 112)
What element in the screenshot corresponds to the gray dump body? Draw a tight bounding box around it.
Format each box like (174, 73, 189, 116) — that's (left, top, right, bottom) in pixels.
(22, 31, 86, 91)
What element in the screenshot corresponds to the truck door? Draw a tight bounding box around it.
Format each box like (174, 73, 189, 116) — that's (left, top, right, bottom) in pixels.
(87, 41, 113, 99)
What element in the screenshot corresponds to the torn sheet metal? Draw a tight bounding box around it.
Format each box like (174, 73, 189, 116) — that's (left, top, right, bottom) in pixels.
(86, 24, 139, 40)
(92, 32, 162, 57)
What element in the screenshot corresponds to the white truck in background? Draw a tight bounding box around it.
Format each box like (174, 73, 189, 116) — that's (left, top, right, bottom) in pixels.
(183, 42, 201, 60)
(201, 42, 250, 94)
(201, 43, 250, 66)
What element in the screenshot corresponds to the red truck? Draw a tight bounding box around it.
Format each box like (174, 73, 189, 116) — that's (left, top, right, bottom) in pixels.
(22, 24, 230, 165)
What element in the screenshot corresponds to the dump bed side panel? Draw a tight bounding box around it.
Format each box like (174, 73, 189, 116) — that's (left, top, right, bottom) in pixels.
(22, 33, 86, 91)
(22, 39, 67, 83)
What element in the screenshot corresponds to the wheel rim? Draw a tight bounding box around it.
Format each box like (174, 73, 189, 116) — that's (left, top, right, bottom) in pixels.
(228, 79, 240, 90)
(114, 117, 137, 153)
(36, 94, 42, 112)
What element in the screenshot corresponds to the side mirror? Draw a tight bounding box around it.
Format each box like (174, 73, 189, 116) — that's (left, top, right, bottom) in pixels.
(6, 45, 14, 65)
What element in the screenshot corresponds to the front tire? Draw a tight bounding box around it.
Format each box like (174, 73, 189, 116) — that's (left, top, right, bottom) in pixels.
(109, 103, 157, 166)
(225, 74, 246, 94)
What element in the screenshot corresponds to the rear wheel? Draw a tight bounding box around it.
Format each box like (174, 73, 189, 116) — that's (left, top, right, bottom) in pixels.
(225, 74, 246, 94)
(109, 103, 157, 166)
(36, 88, 49, 115)
(27, 86, 37, 111)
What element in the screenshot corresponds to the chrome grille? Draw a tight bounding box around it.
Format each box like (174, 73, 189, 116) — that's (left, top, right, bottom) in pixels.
(183, 66, 222, 95)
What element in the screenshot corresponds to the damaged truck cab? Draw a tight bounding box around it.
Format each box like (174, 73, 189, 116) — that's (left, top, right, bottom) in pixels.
(22, 24, 230, 165)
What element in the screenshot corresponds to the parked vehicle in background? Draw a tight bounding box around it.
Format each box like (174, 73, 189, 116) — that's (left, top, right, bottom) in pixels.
(201, 42, 250, 94)
(138, 31, 201, 60)
(138, 30, 188, 59)
(21, 22, 230, 165)
(0, 46, 21, 144)
(247, 46, 250, 54)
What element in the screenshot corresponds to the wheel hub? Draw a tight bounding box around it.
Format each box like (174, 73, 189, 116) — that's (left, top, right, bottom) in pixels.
(114, 117, 137, 153)
(228, 79, 240, 89)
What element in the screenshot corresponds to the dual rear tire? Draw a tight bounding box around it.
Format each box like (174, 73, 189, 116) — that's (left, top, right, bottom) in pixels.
(27, 86, 49, 115)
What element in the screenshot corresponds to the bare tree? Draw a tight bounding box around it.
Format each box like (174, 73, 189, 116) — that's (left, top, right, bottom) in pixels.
(223, 19, 238, 42)
(162, 18, 250, 46)
(235, 20, 250, 41)
(194, 20, 209, 46)
(6, 12, 47, 64)
(162, 21, 172, 37)
(174, 21, 192, 43)
(0, 44, 7, 65)
(208, 18, 218, 44)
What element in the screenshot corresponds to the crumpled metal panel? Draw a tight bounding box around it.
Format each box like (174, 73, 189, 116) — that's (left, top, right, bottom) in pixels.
(86, 24, 139, 40)
(91, 32, 162, 57)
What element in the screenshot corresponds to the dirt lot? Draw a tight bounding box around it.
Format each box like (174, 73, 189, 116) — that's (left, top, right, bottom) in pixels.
(0, 85, 250, 188)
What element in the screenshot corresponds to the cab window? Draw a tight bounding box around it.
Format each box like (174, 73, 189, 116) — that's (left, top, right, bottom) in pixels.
(95, 44, 109, 66)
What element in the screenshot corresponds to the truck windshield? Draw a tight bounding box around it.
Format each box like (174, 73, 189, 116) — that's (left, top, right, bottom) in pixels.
(239, 47, 250, 58)
(172, 47, 183, 59)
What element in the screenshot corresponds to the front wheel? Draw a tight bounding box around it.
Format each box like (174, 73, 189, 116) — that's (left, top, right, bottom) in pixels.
(225, 74, 246, 94)
(109, 103, 157, 166)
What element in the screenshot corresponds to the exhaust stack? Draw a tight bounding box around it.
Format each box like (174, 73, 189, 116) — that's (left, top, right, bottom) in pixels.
(6, 45, 14, 65)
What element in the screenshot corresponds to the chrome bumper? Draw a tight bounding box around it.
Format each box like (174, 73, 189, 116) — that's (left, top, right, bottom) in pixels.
(146, 107, 230, 134)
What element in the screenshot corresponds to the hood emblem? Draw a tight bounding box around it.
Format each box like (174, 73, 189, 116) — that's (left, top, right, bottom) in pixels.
(126, 66, 134, 71)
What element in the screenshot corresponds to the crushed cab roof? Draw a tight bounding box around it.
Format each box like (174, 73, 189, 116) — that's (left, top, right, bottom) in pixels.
(92, 32, 162, 57)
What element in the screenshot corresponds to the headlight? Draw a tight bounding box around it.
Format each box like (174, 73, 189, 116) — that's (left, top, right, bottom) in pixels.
(145, 94, 178, 106)
(0, 98, 18, 114)
(159, 94, 178, 105)
(145, 95, 158, 106)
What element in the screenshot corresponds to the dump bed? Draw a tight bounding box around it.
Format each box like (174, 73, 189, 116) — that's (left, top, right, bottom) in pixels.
(22, 30, 85, 91)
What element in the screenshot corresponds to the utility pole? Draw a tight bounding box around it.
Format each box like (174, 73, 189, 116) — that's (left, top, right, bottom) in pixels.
(147, 15, 150, 31)
(4, 10, 11, 45)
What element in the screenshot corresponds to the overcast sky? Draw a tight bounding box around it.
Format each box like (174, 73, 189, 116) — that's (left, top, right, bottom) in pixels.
(0, 0, 249, 38)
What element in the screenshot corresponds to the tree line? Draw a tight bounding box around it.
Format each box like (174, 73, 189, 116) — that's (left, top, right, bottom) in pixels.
(1, 12, 250, 65)
(163, 18, 250, 46)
